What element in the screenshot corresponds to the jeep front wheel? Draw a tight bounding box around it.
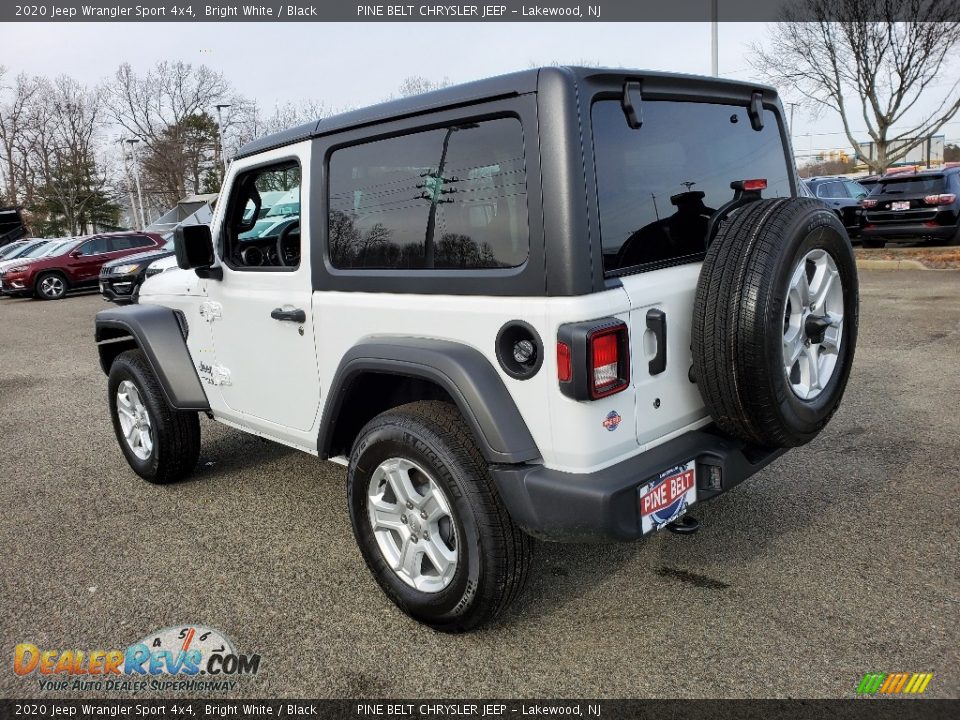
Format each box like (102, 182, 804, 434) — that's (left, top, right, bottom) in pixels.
(347, 401, 533, 632)
(108, 349, 201, 484)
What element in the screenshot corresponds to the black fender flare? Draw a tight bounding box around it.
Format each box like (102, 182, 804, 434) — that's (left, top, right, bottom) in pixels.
(95, 305, 209, 411)
(319, 338, 541, 465)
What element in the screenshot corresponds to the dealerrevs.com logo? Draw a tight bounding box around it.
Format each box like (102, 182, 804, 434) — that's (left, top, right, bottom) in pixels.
(13, 625, 261, 693)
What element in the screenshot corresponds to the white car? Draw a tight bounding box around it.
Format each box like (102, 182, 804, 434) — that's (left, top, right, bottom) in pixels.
(94, 68, 859, 632)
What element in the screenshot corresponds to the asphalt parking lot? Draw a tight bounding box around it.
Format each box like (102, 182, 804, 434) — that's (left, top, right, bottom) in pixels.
(0, 270, 957, 700)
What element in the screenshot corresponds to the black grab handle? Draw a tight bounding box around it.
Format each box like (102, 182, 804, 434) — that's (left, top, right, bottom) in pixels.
(646, 308, 667, 375)
(270, 307, 306, 323)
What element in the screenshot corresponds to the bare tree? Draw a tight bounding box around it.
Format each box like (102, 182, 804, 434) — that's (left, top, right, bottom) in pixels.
(27, 76, 117, 235)
(103, 62, 230, 212)
(229, 98, 330, 150)
(397, 75, 452, 97)
(752, 0, 960, 174)
(0, 68, 44, 208)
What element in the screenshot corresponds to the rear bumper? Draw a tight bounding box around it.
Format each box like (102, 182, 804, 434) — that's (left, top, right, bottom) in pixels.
(491, 427, 786, 542)
(861, 222, 957, 241)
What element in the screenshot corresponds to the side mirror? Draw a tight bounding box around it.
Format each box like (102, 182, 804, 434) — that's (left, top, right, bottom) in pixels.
(69, 250, 82, 258)
(174, 224, 221, 280)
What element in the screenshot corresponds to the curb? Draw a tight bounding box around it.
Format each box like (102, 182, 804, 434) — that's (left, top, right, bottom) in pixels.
(856, 258, 931, 271)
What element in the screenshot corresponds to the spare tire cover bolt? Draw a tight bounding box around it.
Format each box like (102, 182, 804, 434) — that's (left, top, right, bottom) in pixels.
(401, 515, 408, 524)
(406, 501, 414, 509)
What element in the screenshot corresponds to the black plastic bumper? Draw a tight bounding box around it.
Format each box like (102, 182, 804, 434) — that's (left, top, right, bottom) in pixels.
(861, 223, 957, 240)
(490, 427, 786, 542)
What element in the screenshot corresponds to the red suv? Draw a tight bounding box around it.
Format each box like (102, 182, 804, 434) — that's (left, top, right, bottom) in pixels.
(1, 231, 164, 300)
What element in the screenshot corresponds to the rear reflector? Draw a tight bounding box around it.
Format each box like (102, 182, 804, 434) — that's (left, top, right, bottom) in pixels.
(741, 178, 767, 191)
(557, 342, 571, 382)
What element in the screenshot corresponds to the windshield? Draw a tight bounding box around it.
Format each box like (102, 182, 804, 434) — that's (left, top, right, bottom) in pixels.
(872, 176, 945, 195)
(265, 188, 300, 217)
(37, 241, 69, 257)
(592, 99, 791, 274)
(0, 243, 27, 259)
(17, 242, 52, 259)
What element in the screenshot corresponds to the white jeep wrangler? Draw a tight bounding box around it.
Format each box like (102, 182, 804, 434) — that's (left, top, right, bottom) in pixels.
(95, 68, 858, 632)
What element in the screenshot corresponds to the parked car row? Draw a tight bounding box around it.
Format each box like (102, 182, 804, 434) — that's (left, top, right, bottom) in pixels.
(804, 165, 960, 248)
(0, 232, 164, 300)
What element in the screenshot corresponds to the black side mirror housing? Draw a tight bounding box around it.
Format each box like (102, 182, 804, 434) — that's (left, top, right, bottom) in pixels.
(174, 224, 221, 279)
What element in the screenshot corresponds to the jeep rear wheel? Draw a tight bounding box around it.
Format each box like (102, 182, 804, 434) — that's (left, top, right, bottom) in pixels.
(347, 401, 533, 632)
(107, 349, 201, 484)
(692, 198, 859, 448)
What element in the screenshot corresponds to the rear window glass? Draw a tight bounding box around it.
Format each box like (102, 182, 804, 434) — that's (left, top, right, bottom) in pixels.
(871, 176, 945, 195)
(328, 117, 529, 270)
(592, 100, 791, 275)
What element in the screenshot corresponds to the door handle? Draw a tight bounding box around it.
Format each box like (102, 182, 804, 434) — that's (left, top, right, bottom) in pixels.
(270, 307, 306, 323)
(646, 308, 667, 375)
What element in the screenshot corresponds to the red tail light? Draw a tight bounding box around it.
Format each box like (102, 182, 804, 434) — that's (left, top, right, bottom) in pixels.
(587, 324, 630, 399)
(741, 178, 767, 191)
(861, 199, 878, 208)
(924, 193, 956, 206)
(556, 342, 571, 382)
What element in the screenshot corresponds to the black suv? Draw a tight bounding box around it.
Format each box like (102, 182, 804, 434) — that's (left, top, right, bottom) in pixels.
(99, 238, 175, 303)
(804, 176, 869, 239)
(861, 167, 960, 248)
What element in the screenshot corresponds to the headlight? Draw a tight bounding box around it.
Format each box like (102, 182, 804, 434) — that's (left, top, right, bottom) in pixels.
(112, 263, 141, 275)
(6, 265, 28, 273)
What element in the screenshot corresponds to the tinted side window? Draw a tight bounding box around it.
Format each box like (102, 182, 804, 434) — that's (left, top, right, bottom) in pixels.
(816, 181, 848, 198)
(110, 235, 152, 250)
(79, 237, 109, 255)
(592, 100, 791, 274)
(328, 117, 529, 269)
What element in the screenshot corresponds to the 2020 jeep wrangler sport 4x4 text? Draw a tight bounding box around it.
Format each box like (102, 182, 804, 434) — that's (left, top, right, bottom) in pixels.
(95, 68, 858, 632)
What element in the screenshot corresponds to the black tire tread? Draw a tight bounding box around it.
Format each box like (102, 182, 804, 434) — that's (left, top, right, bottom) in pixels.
(693, 198, 850, 447)
(352, 400, 533, 631)
(110, 349, 200, 484)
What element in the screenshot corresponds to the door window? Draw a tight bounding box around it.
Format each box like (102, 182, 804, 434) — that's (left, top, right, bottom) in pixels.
(77, 237, 109, 256)
(815, 181, 849, 199)
(222, 162, 301, 270)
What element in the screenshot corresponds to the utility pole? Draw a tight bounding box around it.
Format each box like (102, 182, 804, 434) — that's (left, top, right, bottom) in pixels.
(119, 139, 137, 230)
(215, 104, 231, 175)
(787, 102, 799, 136)
(710, 0, 719, 77)
(125, 138, 146, 230)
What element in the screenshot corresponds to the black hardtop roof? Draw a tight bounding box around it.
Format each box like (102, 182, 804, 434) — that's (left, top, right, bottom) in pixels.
(235, 66, 779, 160)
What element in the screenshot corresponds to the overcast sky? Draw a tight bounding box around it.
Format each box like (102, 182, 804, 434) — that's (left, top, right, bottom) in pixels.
(3, 21, 958, 157)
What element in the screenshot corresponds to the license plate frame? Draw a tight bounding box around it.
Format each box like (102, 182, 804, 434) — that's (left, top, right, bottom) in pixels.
(639, 460, 697, 535)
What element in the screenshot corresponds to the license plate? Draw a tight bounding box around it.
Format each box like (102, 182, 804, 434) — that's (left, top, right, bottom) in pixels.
(99, 282, 106, 292)
(639, 460, 697, 535)
(891, 201, 910, 211)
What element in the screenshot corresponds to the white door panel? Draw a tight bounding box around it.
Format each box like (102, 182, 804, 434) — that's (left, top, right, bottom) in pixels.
(205, 142, 322, 438)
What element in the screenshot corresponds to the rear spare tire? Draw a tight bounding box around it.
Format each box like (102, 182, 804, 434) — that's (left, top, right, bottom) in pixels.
(692, 198, 858, 448)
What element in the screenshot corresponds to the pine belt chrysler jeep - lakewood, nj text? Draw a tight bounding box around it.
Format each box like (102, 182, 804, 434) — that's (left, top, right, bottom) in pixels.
(94, 68, 859, 632)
